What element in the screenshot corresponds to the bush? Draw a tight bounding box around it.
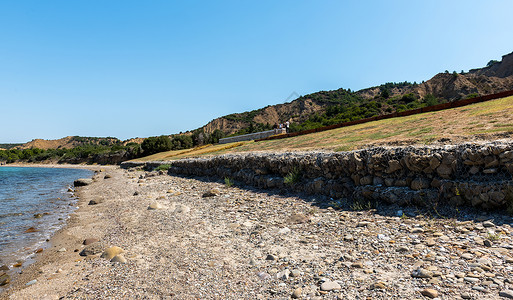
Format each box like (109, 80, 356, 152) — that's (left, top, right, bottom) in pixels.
(141, 136, 172, 155)
(155, 164, 171, 171)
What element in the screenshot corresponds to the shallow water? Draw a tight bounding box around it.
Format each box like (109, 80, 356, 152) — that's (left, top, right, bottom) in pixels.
(0, 166, 92, 267)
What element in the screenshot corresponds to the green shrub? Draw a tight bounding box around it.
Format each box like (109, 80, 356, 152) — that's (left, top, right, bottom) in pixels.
(155, 164, 171, 171)
(284, 167, 301, 185)
(224, 177, 234, 187)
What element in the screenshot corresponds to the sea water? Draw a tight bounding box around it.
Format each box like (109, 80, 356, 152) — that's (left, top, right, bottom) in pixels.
(0, 166, 92, 267)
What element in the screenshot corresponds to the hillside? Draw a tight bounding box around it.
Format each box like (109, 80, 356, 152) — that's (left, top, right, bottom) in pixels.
(133, 94, 513, 162)
(199, 51, 513, 136)
(15, 136, 122, 150)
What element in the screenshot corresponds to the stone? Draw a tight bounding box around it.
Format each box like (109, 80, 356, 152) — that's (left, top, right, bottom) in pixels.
(74, 178, 93, 186)
(287, 214, 309, 224)
(461, 253, 474, 260)
(265, 254, 276, 261)
(411, 268, 433, 278)
(387, 160, 402, 173)
(425, 238, 436, 247)
(174, 204, 190, 214)
(499, 290, 513, 299)
(33, 213, 43, 218)
(290, 269, 301, 277)
(276, 269, 290, 280)
(148, 202, 163, 210)
(411, 227, 424, 234)
(24, 227, 38, 233)
(111, 255, 127, 263)
(202, 189, 220, 197)
(0, 272, 10, 286)
(370, 282, 386, 289)
(257, 272, 270, 280)
(351, 262, 364, 268)
(278, 227, 291, 234)
(320, 280, 341, 291)
(83, 238, 99, 245)
(464, 277, 480, 283)
(483, 221, 495, 228)
(80, 242, 105, 256)
(291, 287, 302, 299)
(436, 164, 452, 178)
(420, 288, 439, 298)
(101, 246, 124, 260)
(104, 174, 112, 179)
(88, 198, 103, 205)
(411, 178, 430, 190)
(25, 279, 37, 286)
(57, 248, 66, 252)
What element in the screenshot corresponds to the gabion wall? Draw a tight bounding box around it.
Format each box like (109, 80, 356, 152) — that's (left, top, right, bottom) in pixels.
(166, 142, 513, 210)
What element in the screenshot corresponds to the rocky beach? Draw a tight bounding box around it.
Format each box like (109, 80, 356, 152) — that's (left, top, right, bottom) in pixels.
(0, 163, 512, 299)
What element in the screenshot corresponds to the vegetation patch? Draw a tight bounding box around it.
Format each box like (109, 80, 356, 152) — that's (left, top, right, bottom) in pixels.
(284, 167, 302, 185)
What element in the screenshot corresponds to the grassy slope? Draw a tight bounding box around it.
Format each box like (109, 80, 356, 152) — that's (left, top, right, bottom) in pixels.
(134, 95, 513, 161)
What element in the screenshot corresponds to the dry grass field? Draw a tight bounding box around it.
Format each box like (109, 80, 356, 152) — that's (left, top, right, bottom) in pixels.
(132, 95, 513, 161)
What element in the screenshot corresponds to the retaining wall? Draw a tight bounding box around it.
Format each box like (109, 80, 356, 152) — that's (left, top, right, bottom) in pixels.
(219, 129, 286, 144)
(125, 142, 513, 210)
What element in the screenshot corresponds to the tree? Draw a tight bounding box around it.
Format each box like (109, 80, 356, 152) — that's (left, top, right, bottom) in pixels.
(141, 136, 172, 155)
(487, 60, 499, 67)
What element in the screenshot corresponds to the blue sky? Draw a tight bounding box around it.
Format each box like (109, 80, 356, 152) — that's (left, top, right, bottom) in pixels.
(1, 1, 512, 143)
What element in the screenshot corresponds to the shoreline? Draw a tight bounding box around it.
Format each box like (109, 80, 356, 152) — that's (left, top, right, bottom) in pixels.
(0, 163, 110, 298)
(1, 164, 512, 299)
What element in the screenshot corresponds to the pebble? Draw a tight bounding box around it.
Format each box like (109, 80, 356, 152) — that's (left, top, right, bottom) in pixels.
(320, 280, 341, 291)
(483, 221, 495, 228)
(464, 277, 480, 283)
(291, 287, 302, 299)
(101, 246, 124, 260)
(0, 272, 10, 286)
(411, 268, 433, 278)
(257, 272, 270, 280)
(472, 286, 486, 292)
(499, 290, 513, 299)
(265, 254, 276, 261)
(25, 279, 37, 286)
(461, 253, 474, 260)
(411, 227, 424, 233)
(148, 202, 163, 210)
(111, 255, 127, 263)
(290, 269, 301, 277)
(420, 288, 439, 298)
(57, 248, 66, 252)
(83, 238, 99, 245)
(202, 189, 220, 197)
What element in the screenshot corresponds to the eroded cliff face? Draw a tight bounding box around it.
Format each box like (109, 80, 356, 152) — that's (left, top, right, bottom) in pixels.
(202, 98, 328, 135)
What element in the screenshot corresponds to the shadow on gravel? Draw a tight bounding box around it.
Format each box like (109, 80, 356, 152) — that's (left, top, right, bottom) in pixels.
(170, 173, 513, 226)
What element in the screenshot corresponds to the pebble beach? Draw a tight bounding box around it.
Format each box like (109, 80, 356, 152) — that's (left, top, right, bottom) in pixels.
(2, 166, 513, 299)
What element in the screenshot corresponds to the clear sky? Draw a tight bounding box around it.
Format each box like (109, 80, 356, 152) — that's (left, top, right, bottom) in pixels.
(1, 0, 512, 143)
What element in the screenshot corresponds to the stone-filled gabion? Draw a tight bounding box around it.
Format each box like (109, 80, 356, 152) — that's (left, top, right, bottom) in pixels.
(122, 142, 513, 210)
